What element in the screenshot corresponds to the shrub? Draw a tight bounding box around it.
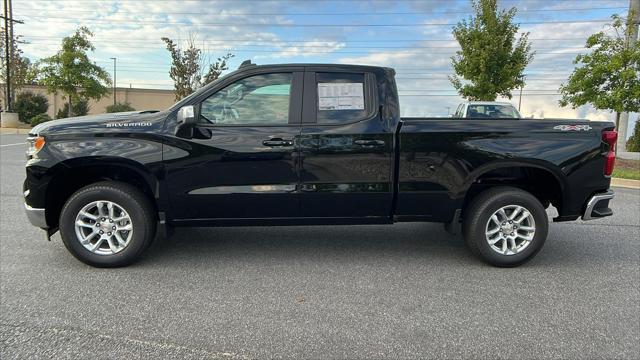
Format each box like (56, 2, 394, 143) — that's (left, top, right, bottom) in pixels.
(56, 99, 89, 119)
(30, 113, 52, 127)
(14, 92, 49, 124)
(106, 102, 135, 113)
(626, 119, 640, 152)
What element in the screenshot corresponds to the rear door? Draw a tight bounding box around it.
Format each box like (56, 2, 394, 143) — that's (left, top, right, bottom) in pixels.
(298, 69, 394, 220)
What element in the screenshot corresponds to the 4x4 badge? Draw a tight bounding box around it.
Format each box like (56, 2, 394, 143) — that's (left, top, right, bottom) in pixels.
(553, 124, 592, 131)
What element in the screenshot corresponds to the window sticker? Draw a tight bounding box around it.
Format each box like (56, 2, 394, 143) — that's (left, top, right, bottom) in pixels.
(318, 83, 364, 110)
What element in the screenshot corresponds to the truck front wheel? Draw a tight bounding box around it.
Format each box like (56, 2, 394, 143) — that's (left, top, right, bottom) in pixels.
(59, 181, 156, 267)
(463, 187, 548, 267)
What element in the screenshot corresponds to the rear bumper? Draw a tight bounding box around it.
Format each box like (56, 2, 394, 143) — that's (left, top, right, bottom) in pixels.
(24, 203, 48, 229)
(582, 190, 614, 221)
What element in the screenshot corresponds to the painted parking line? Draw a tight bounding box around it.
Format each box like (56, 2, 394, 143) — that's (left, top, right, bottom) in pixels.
(0, 143, 25, 147)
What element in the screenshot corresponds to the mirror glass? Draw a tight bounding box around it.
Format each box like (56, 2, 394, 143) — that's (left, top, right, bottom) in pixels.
(177, 105, 195, 124)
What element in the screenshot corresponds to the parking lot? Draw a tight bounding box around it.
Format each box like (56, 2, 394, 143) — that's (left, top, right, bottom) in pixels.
(1, 133, 639, 359)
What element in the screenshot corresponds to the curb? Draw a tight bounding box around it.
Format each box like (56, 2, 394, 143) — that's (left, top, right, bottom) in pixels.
(0, 128, 31, 134)
(611, 178, 640, 189)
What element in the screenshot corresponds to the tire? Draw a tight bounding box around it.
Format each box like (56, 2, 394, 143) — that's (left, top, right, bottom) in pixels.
(59, 181, 156, 267)
(462, 186, 548, 267)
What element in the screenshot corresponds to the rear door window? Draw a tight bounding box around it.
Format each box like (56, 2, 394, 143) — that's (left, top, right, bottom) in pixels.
(315, 72, 368, 124)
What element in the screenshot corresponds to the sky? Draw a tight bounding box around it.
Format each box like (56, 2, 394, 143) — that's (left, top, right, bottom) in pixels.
(10, 0, 639, 136)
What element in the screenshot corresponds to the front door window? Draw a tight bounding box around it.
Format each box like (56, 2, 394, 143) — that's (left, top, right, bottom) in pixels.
(200, 73, 292, 125)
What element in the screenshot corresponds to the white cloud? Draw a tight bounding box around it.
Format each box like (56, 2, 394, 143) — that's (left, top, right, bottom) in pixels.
(256, 40, 347, 59)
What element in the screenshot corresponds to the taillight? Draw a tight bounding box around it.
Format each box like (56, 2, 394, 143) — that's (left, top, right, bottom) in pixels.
(602, 130, 617, 176)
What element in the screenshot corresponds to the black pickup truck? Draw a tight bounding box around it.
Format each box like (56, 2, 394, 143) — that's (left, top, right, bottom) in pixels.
(24, 61, 617, 268)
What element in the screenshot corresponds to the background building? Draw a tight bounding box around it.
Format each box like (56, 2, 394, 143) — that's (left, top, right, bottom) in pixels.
(2, 84, 175, 119)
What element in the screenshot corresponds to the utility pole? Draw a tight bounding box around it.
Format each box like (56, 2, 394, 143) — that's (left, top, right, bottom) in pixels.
(7, 0, 12, 106)
(3, 0, 11, 111)
(618, 0, 639, 152)
(110, 57, 117, 106)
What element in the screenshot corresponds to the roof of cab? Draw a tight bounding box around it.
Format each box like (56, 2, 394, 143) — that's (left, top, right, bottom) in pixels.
(237, 60, 394, 73)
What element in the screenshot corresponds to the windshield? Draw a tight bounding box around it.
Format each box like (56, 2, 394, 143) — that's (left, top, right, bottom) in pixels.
(466, 104, 520, 119)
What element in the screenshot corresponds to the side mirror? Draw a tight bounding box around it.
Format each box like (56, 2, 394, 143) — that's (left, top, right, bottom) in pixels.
(175, 105, 197, 138)
(177, 105, 196, 126)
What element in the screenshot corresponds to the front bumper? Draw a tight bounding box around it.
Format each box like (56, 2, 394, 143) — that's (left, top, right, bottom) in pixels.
(24, 203, 48, 229)
(582, 190, 614, 221)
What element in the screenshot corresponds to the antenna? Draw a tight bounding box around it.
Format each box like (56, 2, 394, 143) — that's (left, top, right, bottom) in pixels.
(238, 60, 256, 69)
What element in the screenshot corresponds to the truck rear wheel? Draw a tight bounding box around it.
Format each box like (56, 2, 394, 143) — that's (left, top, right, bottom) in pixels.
(59, 181, 156, 267)
(463, 187, 548, 267)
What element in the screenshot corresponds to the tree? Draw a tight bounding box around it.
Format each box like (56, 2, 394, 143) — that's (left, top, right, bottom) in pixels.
(39, 27, 111, 118)
(0, 30, 39, 110)
(559, 14, 640, 132)
(449, 0, 534, 100)
(627, 119, 640, 152)
(106, 102, 135, 113)
(56, 98, 89, 119)
(14, 92, 49, 124)
(161, 36, 233, 101)
(202, 53, 233, 85)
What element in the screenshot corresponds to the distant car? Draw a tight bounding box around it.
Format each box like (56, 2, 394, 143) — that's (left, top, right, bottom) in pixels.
(453, 101, 521, 119)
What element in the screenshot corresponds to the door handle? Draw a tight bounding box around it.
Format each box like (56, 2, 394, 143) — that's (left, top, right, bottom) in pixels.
(263, 138, 293, 147)
(354, 139, 385, 146)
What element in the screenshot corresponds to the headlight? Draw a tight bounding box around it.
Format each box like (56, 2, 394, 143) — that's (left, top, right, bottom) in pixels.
(26, 136, 46, 158)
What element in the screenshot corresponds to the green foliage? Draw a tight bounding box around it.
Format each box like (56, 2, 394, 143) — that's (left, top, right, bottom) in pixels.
(30, 113, 53, 127)
(162, 36, 233, 101)
(559, 14, 640, 118)
(627, 119, 640, 152)
(106, 102, 136, 113)
(56, 99, 89, 119)
(14, 92, 49, 124)
(39, 27, 111, 117)
(449, 0, 534, 101)
(203, 53, 234, 85)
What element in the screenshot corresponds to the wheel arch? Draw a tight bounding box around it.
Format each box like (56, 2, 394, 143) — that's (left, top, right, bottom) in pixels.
(460, 161, 569, 218)
(43, 157, 160, 229)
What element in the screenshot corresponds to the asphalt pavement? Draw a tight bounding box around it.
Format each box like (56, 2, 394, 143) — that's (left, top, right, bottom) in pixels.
(1, 133, 639, 359)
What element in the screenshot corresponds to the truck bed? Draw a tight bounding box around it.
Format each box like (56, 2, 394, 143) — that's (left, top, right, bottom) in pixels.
(395, 117, 615, 222)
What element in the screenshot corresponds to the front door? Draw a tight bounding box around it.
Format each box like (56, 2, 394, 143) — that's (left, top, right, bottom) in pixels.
(165, 71, 303, 221)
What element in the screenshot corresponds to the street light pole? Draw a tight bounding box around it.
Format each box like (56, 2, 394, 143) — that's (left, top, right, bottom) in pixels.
(110, 57, 116, 106)
(518, 85, 523, 112)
